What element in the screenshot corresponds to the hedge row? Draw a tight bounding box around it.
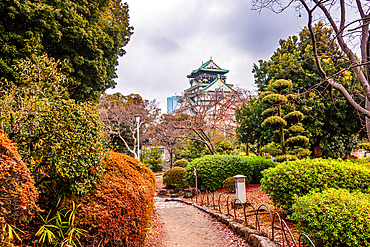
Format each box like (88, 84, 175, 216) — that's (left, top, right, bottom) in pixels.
(242, 156, 275, 184)
(185, 155, 275, 191)
(261, 158, 370, 211)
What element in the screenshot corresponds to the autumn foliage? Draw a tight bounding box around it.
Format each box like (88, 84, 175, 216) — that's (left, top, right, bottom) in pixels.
(0, 130, 39, 233)
(71, 152, 155, 246)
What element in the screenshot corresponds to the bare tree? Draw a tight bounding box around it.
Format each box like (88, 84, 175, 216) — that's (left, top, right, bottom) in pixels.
(251, 0, 370, 140)
(174, 89, 247, 154)
(153, 114, 184, 167)
(98, 93, 160, 159)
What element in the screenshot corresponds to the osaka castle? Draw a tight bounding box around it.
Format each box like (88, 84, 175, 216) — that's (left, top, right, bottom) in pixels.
(179, 57, 240, 114)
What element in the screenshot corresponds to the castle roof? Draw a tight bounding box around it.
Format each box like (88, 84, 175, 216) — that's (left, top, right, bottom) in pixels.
(187, 58, 229, 78)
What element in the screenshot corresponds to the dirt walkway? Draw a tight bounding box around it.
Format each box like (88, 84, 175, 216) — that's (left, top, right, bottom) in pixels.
(146, 172, 248, 247)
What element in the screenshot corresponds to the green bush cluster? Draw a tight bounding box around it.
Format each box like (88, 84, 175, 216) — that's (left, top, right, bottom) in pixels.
(185, 155, 253, 191)
(292, 188, 370, 247)
(222, 177, 235, 192)
(241, 156, 276, 183)
(261, 158, 370, 211)
(173, 158, 189, 168)
(163, 167, 187, 188)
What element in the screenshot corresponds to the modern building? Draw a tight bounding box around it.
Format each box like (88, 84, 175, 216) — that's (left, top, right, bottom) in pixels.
(167, 95, 181, 114)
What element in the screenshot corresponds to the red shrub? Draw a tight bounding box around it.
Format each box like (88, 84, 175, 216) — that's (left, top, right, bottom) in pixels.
(0, 130, 39, 235)
(73, 152, 155, 246)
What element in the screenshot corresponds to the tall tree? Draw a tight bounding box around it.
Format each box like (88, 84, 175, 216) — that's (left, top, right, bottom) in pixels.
(251, 0, 370, 143)
(0, 0, 133, 101)
(252, 23, 363, 157)
(235, 98, 270, 155)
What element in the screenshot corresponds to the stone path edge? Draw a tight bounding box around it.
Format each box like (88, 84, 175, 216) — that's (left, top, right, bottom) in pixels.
(164, 198, 279, 247)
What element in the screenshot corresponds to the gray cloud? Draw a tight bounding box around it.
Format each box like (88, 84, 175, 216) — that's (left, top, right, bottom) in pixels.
(109, 0, 309, 111)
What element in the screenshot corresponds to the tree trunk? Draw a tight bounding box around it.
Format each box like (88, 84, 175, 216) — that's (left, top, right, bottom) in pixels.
(169, 151, 173, 169)
(312, 139, 321, 158)
(366, 98, 370, 142)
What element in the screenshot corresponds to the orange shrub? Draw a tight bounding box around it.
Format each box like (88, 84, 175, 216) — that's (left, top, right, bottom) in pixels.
(0, 130, 39, 234)
(73, 152, 155, 246)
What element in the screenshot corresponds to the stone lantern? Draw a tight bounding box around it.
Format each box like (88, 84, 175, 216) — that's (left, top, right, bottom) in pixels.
(234, 174, 246, 203)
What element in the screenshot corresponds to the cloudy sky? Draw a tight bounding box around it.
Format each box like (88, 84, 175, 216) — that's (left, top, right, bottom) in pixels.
(106, 0, 308, 111)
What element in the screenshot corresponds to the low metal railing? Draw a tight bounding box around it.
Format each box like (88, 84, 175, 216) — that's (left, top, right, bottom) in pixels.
(191, 190, 315, 247)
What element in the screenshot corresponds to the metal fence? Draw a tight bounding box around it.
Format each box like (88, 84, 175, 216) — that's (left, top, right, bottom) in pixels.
(190, 190, 315, 247)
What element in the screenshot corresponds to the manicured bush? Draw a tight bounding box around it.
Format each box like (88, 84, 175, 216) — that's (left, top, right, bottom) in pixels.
(261, 116, 287, 129)
(222, 177, 235, 192)
(292, 188, 370, 247)
(71, 152, 155, 246)
(173, 158, 189, 168)
(242, 156, 276, 183)
(163, 167, 187, 188)
(274, 154, 298, 163)
(0, 130, 40, 240)
(261, 158, 370, 211)
(185, 155, 253, 191)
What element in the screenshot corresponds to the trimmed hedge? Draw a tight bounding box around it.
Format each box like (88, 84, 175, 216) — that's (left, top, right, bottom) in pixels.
(222, 177, 235, 192)
(261, 158, 370, 211)
(242, 156, 276, 184)
(163, 167, 187, 188)
(292, 188, 370, 247)
(185, 155, 253, 191)
(0, 130, 39, 239)
(71, 152, 155, 246)
(173, 159, 189, 168)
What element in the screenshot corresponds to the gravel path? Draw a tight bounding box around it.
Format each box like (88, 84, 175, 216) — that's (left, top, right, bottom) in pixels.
(156, 197, 230, 247)
(146, 172, 248, 247)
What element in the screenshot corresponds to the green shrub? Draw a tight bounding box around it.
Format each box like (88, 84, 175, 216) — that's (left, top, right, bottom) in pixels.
(261, 116, 287, 129)
(242, 156, 276, 183)
(185, 155, 253, 191)
(347, 157, 370, 169)
(0, 56, 108, 196)
(163, 167, 187, 188)
(286, 135, 309, 147)
(142, 146, 163, 172)
(274, 154, 298, 163)
(288, 147, 311, 159)
(71, 152, 155, 246)
(292, 188, 370, 247)
(261, 142, 282, 157)
(222, 177, 235, 192)
(173, 159, 189, 168)
(261, 158, 370, 211)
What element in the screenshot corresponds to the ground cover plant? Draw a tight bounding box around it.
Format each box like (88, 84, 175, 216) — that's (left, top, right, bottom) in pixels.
(69, 152, 155, 246)
(261, 158, 370, 211)
(292, 188, 370, 247)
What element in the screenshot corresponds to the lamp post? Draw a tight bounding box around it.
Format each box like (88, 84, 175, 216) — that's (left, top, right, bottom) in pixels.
(134, 114, 141, 161)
